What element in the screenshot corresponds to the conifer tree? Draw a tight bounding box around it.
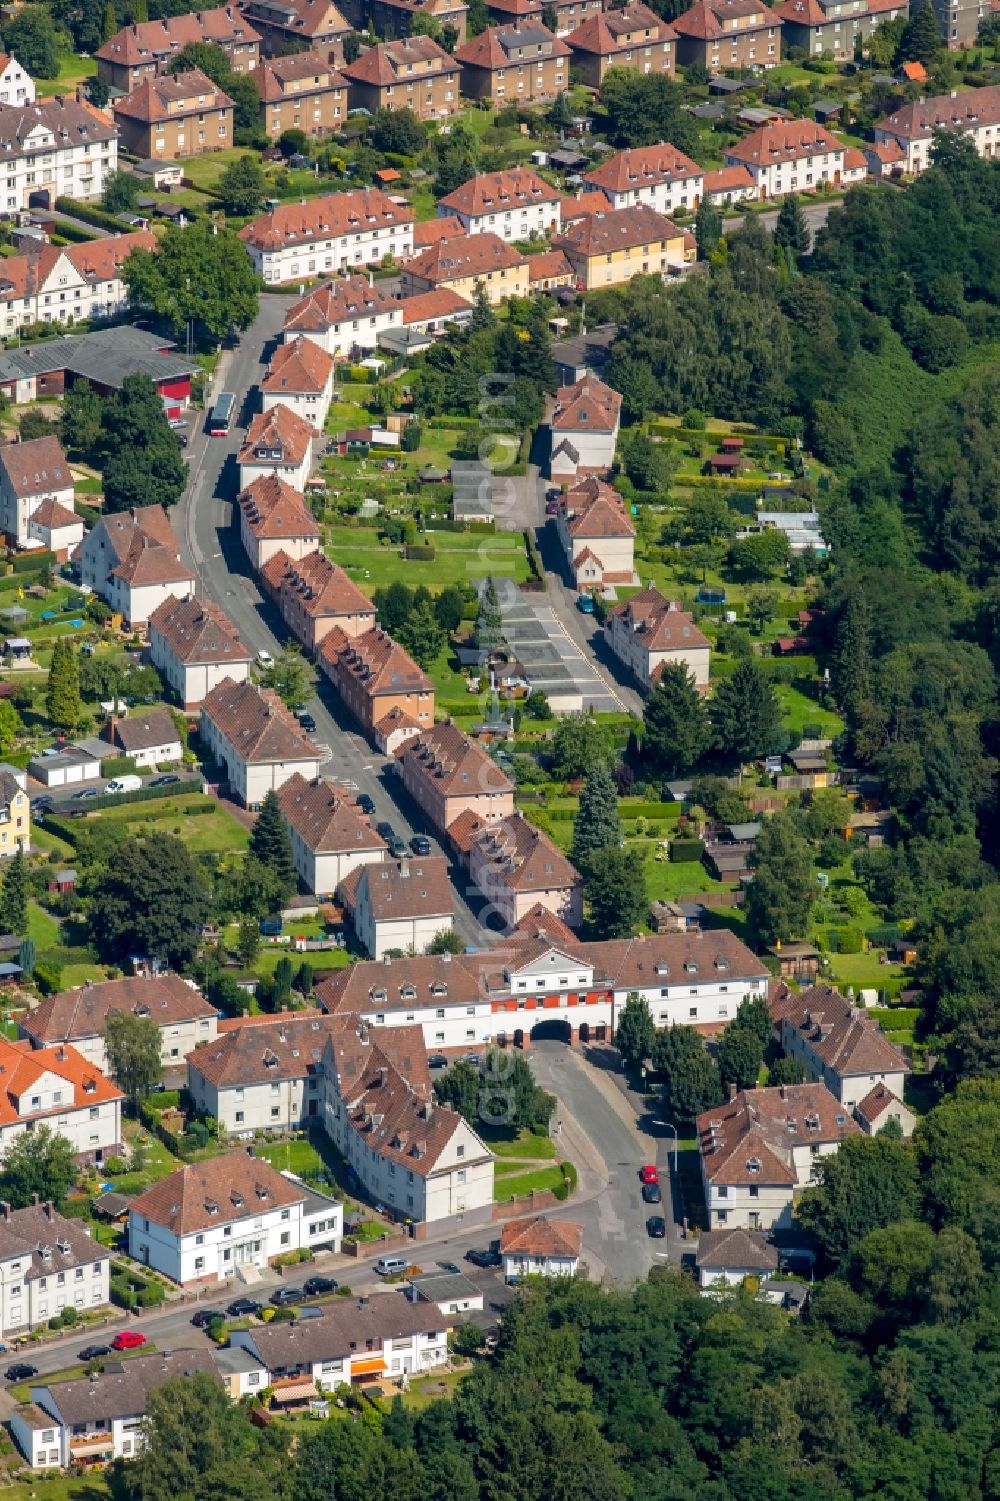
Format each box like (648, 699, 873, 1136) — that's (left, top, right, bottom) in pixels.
(643, 662, 709, 777)
(1, 848, 28, 937)
(831, 590, 873, 721)
(476, 576, 506, 653)
(45, 638, 81, 731)
(248, 791, 296, 899)
(774, 193, 809, 257)
(571, 761, 623, 877)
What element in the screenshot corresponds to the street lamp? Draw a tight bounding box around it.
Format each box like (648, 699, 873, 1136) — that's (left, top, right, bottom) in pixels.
(661, 1121, 679, 1176)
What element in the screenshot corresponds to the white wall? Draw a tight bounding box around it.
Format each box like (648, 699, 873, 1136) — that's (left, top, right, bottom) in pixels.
(441, 198, 560, 241)
(598, 171, 703, 216)
(149, 632, 251, 710)
(725, 144, 845, 198)
(199, 708, 321, 808)
(0, 123, 116, 214)
(238, 454, 313, 496)
(248, 221, 415, 286)
(0, 1246, 109, 1339)
(0, 472, 75, 548)
(128, 1192, 341, 1284)
(0, 1096, 121, 1166)
(288, 825, 384, 900)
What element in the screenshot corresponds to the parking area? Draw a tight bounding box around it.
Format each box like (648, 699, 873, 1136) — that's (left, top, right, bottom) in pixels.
(499, 587, 625, 713)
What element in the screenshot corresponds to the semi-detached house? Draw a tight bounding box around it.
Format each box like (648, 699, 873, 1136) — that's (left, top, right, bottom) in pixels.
(874, 84, 1000, 174)
(0, 1035, 123, 1167)
(148, 595, 252, 710)
(0, 95, 117, 214)
(186, 1012, 339, 1137)
(547, 376, 621, 483)
(112, 67, 235, 161)
(199, 677, 321, 807)
(0, 1200, 110, 1345)
(566, 3, 677, 85)
(437, 167, 561, 240)
(319, 626, 434, 752)
(20, 974, 219, 1075)
(0, 230, 157, 339)
(255, 48, 347, 140)
(0, 434, 74, 549)
(584, 142, 703, 216)
(769, 982, 912, 1121)
(554, 476, 638, 590)
(282, 275, 404, 356)
(395, 720, 516, 839)
(78, 504, 193, 628)
(237, 472, 320, 571)
(341, 35, 461, 121)
(277, 771, 386, 897)
(261, 335, 335, 431)
(552, 203, 689, 290)
(95, 7, 261, 93)
(671, 0, 781, 70)
(466, 810, 582, 930)
(399, 231, 529, 306)
(240, 189, 415, 285)
(723, 119, 845, 199)
(604, 586, 711, 691)
(237, 404, 317, 494)
(455, 23, 570, 103)
(260, 547, 375, 654)
(339, 855, 455, 959)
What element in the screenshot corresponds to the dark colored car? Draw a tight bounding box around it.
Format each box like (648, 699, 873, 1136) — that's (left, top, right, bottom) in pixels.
(270, 1286, 304, 1307)
(5, 1363, 37, 1381)
(297, 712, 317, 733)
(428, 1053, 448, 1069)
(642, 1182, 662, 1204)
(438, 1261, 461, 1275)
(151, 774, 180, 787)
(357, 794, 375, 816)
(466, 1247, 501, 1268)
(375, 820, 395, 841)
(387, 836, 407, 858)
(74, 787, 100, 800)
(227, 1297, 262, 1318)
(410, 835, 432, 856)
(647, 1216, 667, 1239)
(303, 1276, 337, 1297)
(190, 1310, 221, 1329)
(78, 1344, 111, 1361)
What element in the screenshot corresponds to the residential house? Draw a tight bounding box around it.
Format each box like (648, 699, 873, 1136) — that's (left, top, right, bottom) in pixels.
(853, 1080, 917, 1138)
(199, 677, 321, 807)
(185, 1013, 340, 1136)
(79, 505, 193, 628)
(110, 709, 182, 770)
(604, 587, 711, 691)
(277, 772, 386, 897)
(399, 232, 529, 306)
(127, 1149, 342, 1283)
(525, 248, 574, 293)
(113, 68, 235, 160)
(318, 626, 434, 751)
(395, 721, 515, 840)
(321, 1014, 493, 1223)
(96, 8, 261, 92)
(769, 982, 911, 1116)
(412, 216, 467, 250)
(316, 953, 488, 1051)
(255, 48, 347, 139)
(774, 0, 907, 58)
(583, 142, 704, 214)
(437, 167, 561, 240)
(241, 0, 351, 58)
(547, 375, 621, 482)
(467, 811, 582, 930)
(703, 164, 756, 204)
(698, 1082, 861, 1231)
(671, 0, 782, 70)
(148, 595, 252, 710)
(239, 189, 414, 285)
(0, 95, 117, 213)
(0, 230, 158, 339)
(552, 203, 689, 290)
(499, 1216, 582, 1280)
(341, 36, 461, 120)
(11, 1349, 218, 1470)
(0, 1035, 123, 1167)
(27, 498, 83, 562)
(0, 54, 34, 108)
(0, 1200, 109, 1344)
(723, 119, 845, 199)
(237, 472, 319, 571)
(237, 405, 316, 493)
(926, 0, 981, 47)
(0, 434, 74, 549)
(282, 275, 403, 355)
(695, 1227, 778, 1288)
(455, 24, 571, 104)
(399, 287, 473, 333)
(231, 1295, 449, 1392)
(260, 336, 335, 431)
(261, 547, 375, 653)
(21, 975, 218, 1075)
(0, 769, 28, 858)
(338, 0, 469, 44)
(566, 4, 677, 86)
(874, 84, 1000, 173)
(554, 477, 638, 591)
(213, 1345, 269, 1401)
(339, 856, 454, 959)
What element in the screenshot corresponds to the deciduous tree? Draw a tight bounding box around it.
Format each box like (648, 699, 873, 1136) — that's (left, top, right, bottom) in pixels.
(103, 1011, 163, 1112)
(123, 221, 259, 344)
(0, 1125, 77, 1207)
(87, 834, 210, 968)
(743, 812, 813, 945)
(217, 154, 267, 217)
(615, 992, 655, 1070)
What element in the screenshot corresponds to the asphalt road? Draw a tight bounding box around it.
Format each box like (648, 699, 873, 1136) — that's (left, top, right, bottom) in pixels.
(173, 303, 487, 948)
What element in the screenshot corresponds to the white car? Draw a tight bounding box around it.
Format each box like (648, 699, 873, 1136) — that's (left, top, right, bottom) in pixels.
(256, 649, 274, 668)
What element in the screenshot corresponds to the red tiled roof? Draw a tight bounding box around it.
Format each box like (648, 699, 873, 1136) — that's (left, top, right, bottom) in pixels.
(0, 1036, 122, 1127)
(277, 772, 385, 855)
(704, 165, 755, 193)
(0, 435, 71, 498)
(240, 189, 412, 253)
(550, 375, 621, 436)
(500, 1215, 582, 1258)
(607, 586, 710, 652)
(876, 83, 1000, 141)
(238, 405, 316, 469)
(558, 191, 614, 223)
(255, 47, 346, 102)
(237, 473, 318, 540)
(526, 248, 573, 283)
(320, 624, 432, 698)
(283, 275, 400, 334)
(24, 975, 215, 1046)
(271, 547, 375, 620)
(201, 677, 319, 765)
(439, 167, 560, 217)
(114, 67, 233, 124)
(399, 287, 473, 324)
(97, 7, 260, 65)
(698, 1083, 860, 1186)
(403, 231, 527, 284)
(412, 217, 467, 249)
(553, 203, 683, 258)
(726, 119, 844, 168)
(559, 476, 634, 537)
(566, 3, 675, 52)
(129, 1150, 305, 1235)
(395, 720, 514, 796)
(149, 595, 251, 667)
(341, 34, 458, 85)
(261, 336, 334, 397)
(672, 0, 776, 39)
(584, 142, 702, 195)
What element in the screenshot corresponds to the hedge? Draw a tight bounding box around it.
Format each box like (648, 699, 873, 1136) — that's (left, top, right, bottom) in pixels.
(56, 197, 136, 233)
(9, 549, 54, 574)
(670, 838, 703, 862)
(38, 778, 203, 832)
(100, 756, 137, 778)
(403, 544, 435, 561)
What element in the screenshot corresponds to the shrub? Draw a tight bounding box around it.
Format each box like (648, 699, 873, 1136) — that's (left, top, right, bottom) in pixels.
(838, 926, 864, 954)
(334, 1285, 352, 1297)
(670, 838, 703, 862)
(450, 1323, 483, 1357)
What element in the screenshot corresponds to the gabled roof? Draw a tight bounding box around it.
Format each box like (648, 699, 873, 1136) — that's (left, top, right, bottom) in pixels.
(403, 231, 527, 285)
(29, 497, 79, 532)
(550, 374, 621, 436)
(243, 0, 351, 39)
(0, 95, 116, 168)
(114, 67, 234, 124)
(413, 217, 467, 249)
(238, 405, 316, 470)
(320, 625, 432, 698)
(237, 472, 318, 540)
(695, 1228, 779, 1272)
(241, 1293, 446, 1370)
(99, 505, 192, 590)
(0, 1035, 122, 1127)
(240, 189, 412, 253)
(23, 975, 215, 1047)
(584, 143, 703, 196)
(704, 164, 755, 193)
(553, 203, 683, 258)
(255, 47, 346, 102)
(566, 3, 675, 52)
(0, 1200, 112, 1282)
(0, 434, 71, 499)
(854, 1081, 907, 1126)
(346, 856, 454, 921)
(499, 1215, 582, 1258)
(115, 708, 180, 754)
(96, 7, 260, 66)
(341, 34, 458, 85)
(439, 167, 560, 217)
(607, 586, 710, 653)
(771, 983, 910, 1079)
(399, 287, 473, 324)
(277, 772, 385, 855)
(268, 548, 374, 620)
(40, 1349, 218, 1428)
(526, 248, 574, 284)
(129, 1149, 306, 1235)
(725, 119, 843, 168)
(877, 83, 1000, 141)
(471, 811, 580, 895)
(261, 336, 334, 397)
(189, 1012, 338, 1088)
(672, 0, 775, 39)
(698, 1083, 860, 1186)
(558, 476, 634, 538)
(316, 955, 480, 1015)
(455, 22, 570, 68)
(283, 275, 400, 334)
(201, 677, 319, 765)
(396, 720, 514, 797)
(148, 595, 251, 667)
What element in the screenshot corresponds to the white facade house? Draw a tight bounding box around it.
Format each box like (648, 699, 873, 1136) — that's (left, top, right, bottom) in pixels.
(237, 405, 316, 496)
(699, 1083, 861, 1233)
(500, 1216, 582, 1282)
(437, 167, 562, 240)
(231, 1296, 449, 1390)
(0, 94, 117, 213)
(78, 506, 193, 629)
(0, 435, 75, 549)
(127, 1151, 342, 1284)
(554, 477, 639, 591)
(113, 708, 182, 769)
(771, 983, 911, 1115)
(583, 142, 704, 216)
(148, 595, 253, 710)
(186, 1012, 338, 1138)
(20, 974, 219, 1075)
(239, 188, 414, 285)
(0, 54, 34, 108)
(874, 84, 1000, 175)
(724, 120, 845, 200)
(260, 335, 335, 431)
(0, 1036, 123, 1167)
(282, 275, 403, 355)
(277, 772, 386, 899)
(0, 230, 157, 339)
(695, 1228, 779, 1290)
(199, 677, 321, 808)
(340, 857, 454, 960)
(547, 375, 621, 482)
(604, 587, 711, 692)
(0, 1201, 110, 1342)
(237, 473, 319, 572)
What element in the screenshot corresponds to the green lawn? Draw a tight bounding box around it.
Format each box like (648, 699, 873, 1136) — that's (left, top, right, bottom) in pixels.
(324, 524, 530, 591)
(480, 1126, 557, 1161)
(27, 900, 62, 948)
(774, 683, 845, 739)
(3, 1475, 109, 1500)
(493, 1164, 566, 1203)
(34, 52, 97, 93)
(256, 1137, 329, 1178)
(823, 951, 909, 997)
(92, 794, 250, 855)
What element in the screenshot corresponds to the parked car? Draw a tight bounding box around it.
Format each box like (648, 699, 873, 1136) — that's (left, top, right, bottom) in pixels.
(461, 1052, 481, 1067)
(73, 787, 100, 800)
(387, 836, 407, 858)
(296, 711, 317, 733)
(105, 775, 142, 795)
(357, 794, 375, 816)
(190, 1310, 220, 1329)
(150, 774, 180, 787)
(410, 835, 432, 856)
(642, 1182, 662, 1204)
(303, 1276, 337, 1297)
(646, 1216, 667, 1239)
(465, 1247, 500, 1269)
(270, 1286, 304, 1307)
(375, 820, 395, 841)
(428, 1053, 448, 1069)
(639, 1165, 659, 1185)
(111, 1331, 147, 1351)
(5, 1362, 37, 1381)
(78, 1344, 111, 1361)
(256, 648, 274, 667)
(226, 1297, 262, 1318)
(438, 1261, 461, 1275)
(577, 593, 595, 614)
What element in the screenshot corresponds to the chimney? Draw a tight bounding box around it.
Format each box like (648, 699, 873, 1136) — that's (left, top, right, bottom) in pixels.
(728, 1083, 738, 1101)
(32, 1192, 39, 1206)
(779, 1085, 787, 1101)
(246, 1143, 255, 1158)
(45, 1200, 54, 1220)
(0, 1201, 9, 1222)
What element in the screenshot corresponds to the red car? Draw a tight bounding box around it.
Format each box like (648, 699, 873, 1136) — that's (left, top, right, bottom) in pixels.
(639, 1165, 659, 1185)
(111, 1331, 147, 1352)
